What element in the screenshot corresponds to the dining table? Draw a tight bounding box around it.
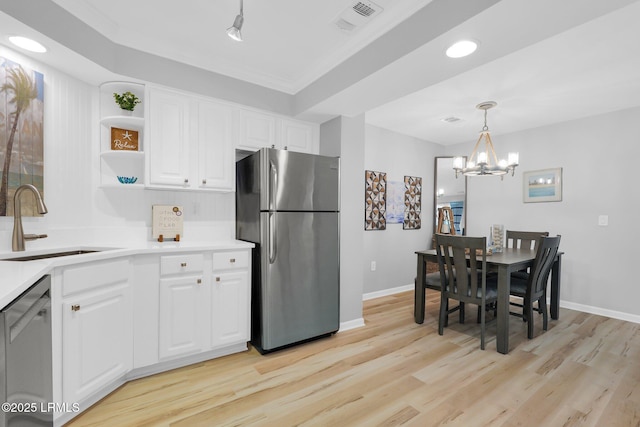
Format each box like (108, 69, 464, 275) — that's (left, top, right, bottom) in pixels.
(414, 247, 563, 354)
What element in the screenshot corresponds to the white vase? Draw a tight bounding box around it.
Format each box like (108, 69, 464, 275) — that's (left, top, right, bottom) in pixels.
(120, 109, 133, 116)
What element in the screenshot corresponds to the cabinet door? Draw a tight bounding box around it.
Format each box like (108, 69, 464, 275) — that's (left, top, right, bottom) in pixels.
(238, 109, 276, 151)
(280, 118, 317, 153)
(148, 88, 191, 186)
(197, 100, 235, 191)
(62, 283, 132, 404)
(159, 275, 207, 359)
(211, 271, 250, 348)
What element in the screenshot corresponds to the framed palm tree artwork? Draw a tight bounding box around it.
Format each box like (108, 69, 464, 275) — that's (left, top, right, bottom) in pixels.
(0, 58, 44, 216)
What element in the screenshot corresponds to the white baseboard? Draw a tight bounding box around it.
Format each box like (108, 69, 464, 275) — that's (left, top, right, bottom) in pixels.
(339, 317, 365, 332)
(360, 285, 640, 326)
(363, 284, 414, 301)
(560, 300, 640, 324)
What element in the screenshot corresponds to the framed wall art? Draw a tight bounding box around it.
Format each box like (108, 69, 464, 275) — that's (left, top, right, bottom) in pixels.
(523, 168, 562, 203)
(403, 175, 422, 230)
(0, 58, 44, 217)
(364, 170, 386, 230)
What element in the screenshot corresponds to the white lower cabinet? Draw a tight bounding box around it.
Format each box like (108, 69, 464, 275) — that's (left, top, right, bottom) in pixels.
(53, 246, 251, 425)
(60, 259, 132, 405)
(159, 274, 206, 359)
(211, 271, 249, 347)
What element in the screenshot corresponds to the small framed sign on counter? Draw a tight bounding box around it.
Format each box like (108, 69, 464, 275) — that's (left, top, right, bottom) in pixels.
(152, 205, 183, 241)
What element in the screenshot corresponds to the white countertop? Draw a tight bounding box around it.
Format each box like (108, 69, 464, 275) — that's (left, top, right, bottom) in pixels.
(0, 240, 254, 310)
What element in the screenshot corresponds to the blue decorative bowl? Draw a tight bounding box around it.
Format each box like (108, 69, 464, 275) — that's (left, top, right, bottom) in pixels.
(117, 176, 138, 184)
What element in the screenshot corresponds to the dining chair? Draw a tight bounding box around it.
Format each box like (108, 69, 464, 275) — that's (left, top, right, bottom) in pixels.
(435, 234, 497, 350)
(505, 230, 549, 250)
(505, 230, 549, 280)
(509, 235, 561, 339)
(416, 268, 464, 327)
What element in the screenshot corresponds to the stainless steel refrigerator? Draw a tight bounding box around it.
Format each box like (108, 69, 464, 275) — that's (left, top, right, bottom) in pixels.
(236, 148, 340, 353)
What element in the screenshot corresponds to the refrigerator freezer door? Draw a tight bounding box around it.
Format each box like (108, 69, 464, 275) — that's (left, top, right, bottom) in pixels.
(257, 211, 339, 351)
(261, 149, 339, 212)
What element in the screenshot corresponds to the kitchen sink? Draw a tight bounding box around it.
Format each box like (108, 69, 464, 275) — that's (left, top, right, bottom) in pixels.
(0, 250, 100, 262)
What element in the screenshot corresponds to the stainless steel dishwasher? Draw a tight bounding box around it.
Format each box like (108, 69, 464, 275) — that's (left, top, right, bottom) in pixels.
(1, 275, 53, 426)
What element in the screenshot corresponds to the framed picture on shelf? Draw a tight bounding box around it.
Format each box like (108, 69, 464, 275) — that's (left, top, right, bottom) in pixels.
(523, 167, 562, 203)
(110, 127, 139, 151)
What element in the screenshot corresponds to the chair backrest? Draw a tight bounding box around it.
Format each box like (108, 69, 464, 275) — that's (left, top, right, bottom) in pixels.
(506, 230, 549, 250)
(527, 235, 561, 299)
(435, 234, 487, 304)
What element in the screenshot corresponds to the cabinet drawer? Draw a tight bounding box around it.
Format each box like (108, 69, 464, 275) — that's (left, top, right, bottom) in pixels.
(213, 251, 248, 270)
(160, 254, 204, 275)
(62, 259, 130, 296)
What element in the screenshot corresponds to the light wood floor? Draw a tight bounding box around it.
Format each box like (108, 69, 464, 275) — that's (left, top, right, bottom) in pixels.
(66, 291, 640, 427)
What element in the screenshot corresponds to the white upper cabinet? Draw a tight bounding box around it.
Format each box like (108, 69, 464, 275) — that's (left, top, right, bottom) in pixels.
(146, 86, 235, 192)
(126, 84, 319, 192)
(197, 99, 235, 191)
(238, 108, 318, 154)
(147, 87, 191, 187)
(238, 109, 277, 151)
(280, 118, 318, 153)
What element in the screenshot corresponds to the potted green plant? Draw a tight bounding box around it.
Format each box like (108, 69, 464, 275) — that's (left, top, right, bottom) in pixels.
(113, 91, 141, 113)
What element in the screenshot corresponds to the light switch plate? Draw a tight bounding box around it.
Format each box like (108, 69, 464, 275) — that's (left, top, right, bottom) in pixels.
(598, 215, 609, 226)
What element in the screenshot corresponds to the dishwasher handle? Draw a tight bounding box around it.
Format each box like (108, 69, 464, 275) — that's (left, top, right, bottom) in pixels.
(9, 293, 50, 343)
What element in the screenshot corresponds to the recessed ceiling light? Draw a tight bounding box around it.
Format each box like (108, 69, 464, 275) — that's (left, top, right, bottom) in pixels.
(8, 36, 47, 53)
(446, 40, 477, 58)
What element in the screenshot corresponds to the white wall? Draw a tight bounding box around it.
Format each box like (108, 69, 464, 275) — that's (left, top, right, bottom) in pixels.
(446, 107, 640, 321)
(0, 45, 234, 252)
(362, 125, 443, 296)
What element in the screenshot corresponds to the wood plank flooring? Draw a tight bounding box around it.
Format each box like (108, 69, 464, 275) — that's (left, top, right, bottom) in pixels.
(66, 291, 640, 426)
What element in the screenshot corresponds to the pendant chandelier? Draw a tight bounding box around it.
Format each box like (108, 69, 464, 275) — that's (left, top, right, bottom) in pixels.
(453, 101, 518, 178)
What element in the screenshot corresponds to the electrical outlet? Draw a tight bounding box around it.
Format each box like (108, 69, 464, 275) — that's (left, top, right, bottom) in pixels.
(598, 215, 608, 226)
(371, 261, 376, 271)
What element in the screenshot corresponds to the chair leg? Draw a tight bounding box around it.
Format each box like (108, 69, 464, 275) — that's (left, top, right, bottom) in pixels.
(540, 296, 548, 331)
(480, 302, 486, 350)
(459, 302, 465, 324)
(438, 295, 447, 336)
(526, 300, 535, 339)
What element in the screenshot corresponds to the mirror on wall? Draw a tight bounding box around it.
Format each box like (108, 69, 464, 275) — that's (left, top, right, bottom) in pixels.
(433, 157, 467, 239)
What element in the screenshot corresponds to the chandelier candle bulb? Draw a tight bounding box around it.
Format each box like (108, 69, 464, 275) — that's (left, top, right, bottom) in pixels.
(453, 157, 464, 169)
(477, 151, 488, 164)
(508, 152, 519, 166)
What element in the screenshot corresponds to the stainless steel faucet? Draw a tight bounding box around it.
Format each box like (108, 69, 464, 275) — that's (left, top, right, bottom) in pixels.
(12, 184, 48, 251)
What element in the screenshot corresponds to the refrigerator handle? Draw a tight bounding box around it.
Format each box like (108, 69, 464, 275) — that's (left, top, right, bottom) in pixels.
(269, 212, 277, 264)
(269, 161, 278, 264)
(269, 161, 277, 211)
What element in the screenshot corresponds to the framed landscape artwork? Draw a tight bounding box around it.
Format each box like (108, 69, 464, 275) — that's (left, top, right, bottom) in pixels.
(0, 58, 44, 217)
(523, 168, 562, 203)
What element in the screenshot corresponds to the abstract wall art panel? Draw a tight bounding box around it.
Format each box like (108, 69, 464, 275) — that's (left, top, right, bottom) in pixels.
(403, 175, 422, 230)
(364, 170, 386, 230)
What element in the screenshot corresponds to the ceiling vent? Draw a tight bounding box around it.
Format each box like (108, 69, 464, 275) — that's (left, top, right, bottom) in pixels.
(441, 116, 463, 124)
(333, 1, 383, 32)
